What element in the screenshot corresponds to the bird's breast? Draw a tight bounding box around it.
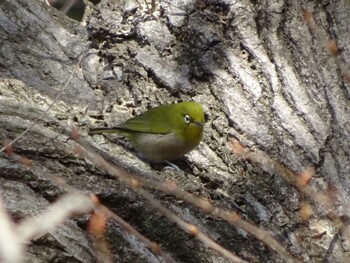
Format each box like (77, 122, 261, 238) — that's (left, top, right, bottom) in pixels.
(130, 132, 198, 162)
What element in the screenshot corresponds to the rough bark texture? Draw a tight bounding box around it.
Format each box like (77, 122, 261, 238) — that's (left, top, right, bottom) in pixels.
(1, 0, 350, 262)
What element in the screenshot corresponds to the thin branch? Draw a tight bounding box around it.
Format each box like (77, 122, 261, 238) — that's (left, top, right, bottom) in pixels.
(74, 135, 300, 263)
(9, 149, 178, 263)
(99, 205, 178, 263)
(0, 196, 23, 263)
(16, 193, 95, 241)
(304, 10, 350, 84)
(0, 53, 86, 153)
(138, 188, 249, 263)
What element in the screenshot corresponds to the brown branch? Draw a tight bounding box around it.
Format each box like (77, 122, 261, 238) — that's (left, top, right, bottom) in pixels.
(0, 53, 86, 153)
(73, 133, 300, 263)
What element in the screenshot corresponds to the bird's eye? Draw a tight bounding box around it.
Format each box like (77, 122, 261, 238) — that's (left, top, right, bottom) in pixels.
(184, 114, 191, 124)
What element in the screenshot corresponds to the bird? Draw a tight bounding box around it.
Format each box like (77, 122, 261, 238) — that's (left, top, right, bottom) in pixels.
(89, 102, 204, 162)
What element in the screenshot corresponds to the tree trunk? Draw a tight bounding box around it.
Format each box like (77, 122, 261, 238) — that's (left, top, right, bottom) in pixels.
(1, 0, 350, 262)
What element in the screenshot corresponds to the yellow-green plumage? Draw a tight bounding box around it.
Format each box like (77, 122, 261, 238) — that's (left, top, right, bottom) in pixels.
(89, 102, 204, 162)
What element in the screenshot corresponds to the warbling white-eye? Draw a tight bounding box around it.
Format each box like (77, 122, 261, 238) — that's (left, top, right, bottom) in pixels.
(89, 102, 204, 162)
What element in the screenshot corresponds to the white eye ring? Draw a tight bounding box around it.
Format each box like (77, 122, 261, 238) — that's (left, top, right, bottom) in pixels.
(184, 114, 191, 124)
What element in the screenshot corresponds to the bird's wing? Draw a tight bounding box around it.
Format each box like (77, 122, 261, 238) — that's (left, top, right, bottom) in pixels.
(117, 108, 173, 134)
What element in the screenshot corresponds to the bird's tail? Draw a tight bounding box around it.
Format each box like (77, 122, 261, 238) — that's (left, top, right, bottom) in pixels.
(88, 127, 122, 135)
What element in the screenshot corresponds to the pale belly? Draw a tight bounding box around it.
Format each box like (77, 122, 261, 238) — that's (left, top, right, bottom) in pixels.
(130, 132, 198, 162)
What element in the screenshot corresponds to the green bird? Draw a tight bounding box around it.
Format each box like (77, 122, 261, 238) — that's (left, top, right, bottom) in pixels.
(89, 102, 204, 162)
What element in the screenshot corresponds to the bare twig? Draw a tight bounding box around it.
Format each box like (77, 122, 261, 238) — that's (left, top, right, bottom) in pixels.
(0, 53, 86, 153)
(9, 149, 178, 263)
(16, 193, 95, 241)
(73, 135, 300, 263)
(60, 0, 78, 14)
(231, 138, 336, 215)
(99, 205, 178, 263)
(304, 10, 350, 84)
(0, 196, 23, 263)
(138, 188, 249, 263)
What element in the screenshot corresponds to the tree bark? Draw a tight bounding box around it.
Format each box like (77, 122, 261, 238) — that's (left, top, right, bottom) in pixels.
(1, 0, 350, 262)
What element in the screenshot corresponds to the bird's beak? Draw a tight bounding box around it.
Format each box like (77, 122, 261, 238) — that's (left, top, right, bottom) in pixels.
(195, 121, 203, 127)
